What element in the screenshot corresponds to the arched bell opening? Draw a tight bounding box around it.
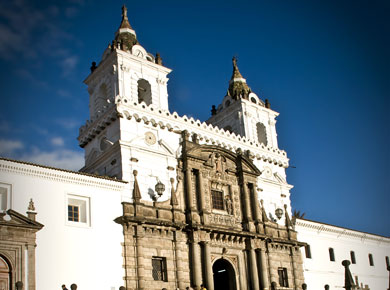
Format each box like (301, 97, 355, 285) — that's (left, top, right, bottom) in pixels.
(212, 258, 237, 290)
(137, 79, 152, 105)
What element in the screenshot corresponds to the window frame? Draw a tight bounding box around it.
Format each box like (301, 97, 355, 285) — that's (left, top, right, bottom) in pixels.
(329, 248, 335, 262)
(66, 194, 91, 227)
(211, 190, 225, 211)
(350, 251, 356, 264)
(368, 253, 374, 266)
(305, 244, 312, 259)
(0, 183, 12, 212)
(67, 204, 79, 222)
(152, 256, 167, 282)
(278, 267, 289, 287)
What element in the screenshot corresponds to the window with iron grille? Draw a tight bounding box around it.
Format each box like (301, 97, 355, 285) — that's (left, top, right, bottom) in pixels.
(68, 205, 79, 222)
(211, 190, 224, 210)
(278, 267, 289, 287)
(152, 257, 167, 281)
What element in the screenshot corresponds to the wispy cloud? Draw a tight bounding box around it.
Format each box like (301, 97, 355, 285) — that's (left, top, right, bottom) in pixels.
(21, 148, 84, 171)
(51, 137, 65, 146)
(60, 55, 79, 76)
(0, 139, 24, 155)
(14, 68, 49, 88)
(56, 118, 81, 130)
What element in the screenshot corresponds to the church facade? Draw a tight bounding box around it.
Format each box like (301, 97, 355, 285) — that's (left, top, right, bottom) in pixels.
(0, 6, 389, 290)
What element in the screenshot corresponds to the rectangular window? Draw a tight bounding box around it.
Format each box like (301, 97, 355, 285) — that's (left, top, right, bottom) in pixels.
(211, 190, 224, 210)
(368, 254, 374, 266)
(278, 267, 289, 287)
(305, 245, 312, 259)
(152, 257, 167, 281)
(66, 194, 90, 226)
(68, 205, 79, 222)
(0, 183, 12, 212)
(350, 251, 356, 264)
(386, 256, 389, 268)
(329, 248, 335, 262)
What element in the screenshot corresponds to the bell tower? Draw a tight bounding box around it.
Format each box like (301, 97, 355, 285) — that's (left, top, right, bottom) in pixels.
(79, 6, 172, 180)
(206, 57, 280, 148)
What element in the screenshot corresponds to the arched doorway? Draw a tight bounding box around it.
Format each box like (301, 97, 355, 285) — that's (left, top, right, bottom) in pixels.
(213, 258, 237, 290)
(0, 255, 11, 290)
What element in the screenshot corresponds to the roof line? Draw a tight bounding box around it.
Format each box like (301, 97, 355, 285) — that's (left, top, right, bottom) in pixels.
(0, 157, 127, 183)
(297, 217, 389, 239)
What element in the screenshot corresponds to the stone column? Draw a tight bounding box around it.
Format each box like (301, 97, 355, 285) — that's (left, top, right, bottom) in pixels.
(174, 232, 185, 289)
(27, 244, 36, 290)
(135, 225, 145, 289)
(256, 249, 269, 290)
(248, 244, 260, 290)
(185, 167, 194, 210)
(242, 183, 252, 223)
(197, 170, 205, 213)
(191, 240, 202, 289)
(290, 247, 299, 289)
(202, 241, 214, 290)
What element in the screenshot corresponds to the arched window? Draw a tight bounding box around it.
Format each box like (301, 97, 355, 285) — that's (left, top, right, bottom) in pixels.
(329, 248, 335, 262)
(94, 83, 108, 114)
(256, 122, 268, 145)
(138, 79, 152, 105)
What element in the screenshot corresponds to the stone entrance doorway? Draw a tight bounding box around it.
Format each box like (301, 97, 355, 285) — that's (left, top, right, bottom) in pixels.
(212, 259, 237, 290)
(0, 256, 11, 290)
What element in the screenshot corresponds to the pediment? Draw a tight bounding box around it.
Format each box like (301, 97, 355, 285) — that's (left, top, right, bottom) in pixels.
(184, 143, 261, 176)
(0, 209, 44, 230)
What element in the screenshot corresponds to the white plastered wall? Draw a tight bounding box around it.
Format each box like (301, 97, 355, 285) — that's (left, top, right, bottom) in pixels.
(0, 159, 128, 290)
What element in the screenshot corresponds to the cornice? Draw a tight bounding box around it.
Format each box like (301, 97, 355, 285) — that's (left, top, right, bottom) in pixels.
(0, 158, 126, 191)
(78, 99, 289, 168)
(295, 218, 390, 244)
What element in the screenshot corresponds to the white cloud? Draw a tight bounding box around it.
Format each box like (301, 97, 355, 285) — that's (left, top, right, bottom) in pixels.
(61, 55, 78, 76)
(0, 139, 24, 155)
(22, 148, 84, 171)
(51, 137, 65, 146)
(56, 118, 81, 130)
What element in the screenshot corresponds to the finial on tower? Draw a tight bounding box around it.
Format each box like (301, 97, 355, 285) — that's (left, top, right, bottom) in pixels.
(119, 5, 133, 30)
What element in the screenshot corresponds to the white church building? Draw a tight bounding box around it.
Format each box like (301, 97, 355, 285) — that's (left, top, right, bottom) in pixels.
(0, 6, 389, 290)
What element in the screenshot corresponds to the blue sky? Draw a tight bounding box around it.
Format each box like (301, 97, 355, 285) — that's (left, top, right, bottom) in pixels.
(0, 0, 389, 236)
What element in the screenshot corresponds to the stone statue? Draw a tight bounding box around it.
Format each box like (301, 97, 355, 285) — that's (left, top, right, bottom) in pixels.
(225, 195, 233, 215)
